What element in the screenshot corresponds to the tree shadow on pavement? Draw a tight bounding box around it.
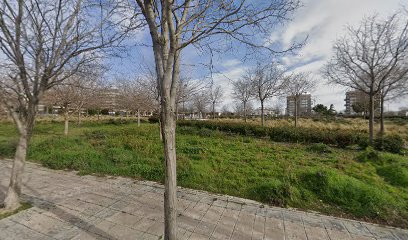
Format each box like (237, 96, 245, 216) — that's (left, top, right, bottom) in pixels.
(21, 184, 117, 240)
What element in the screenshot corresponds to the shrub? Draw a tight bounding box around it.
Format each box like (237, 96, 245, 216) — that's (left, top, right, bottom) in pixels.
(356, 147, 380, 163)
(0, 138, 18, 157)
(306, 143, 332, 153)
(178, 120, 368, 148)
(358, 137, 370, 149)
(301, 169, 395, 218)
(377, 164, 408, 188)
(148, 116, 160, 123)
(374, 135, 405, 154)
(248, 179, 300, 207)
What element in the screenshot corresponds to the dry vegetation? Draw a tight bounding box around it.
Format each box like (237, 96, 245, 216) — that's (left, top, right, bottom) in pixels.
(218, 117, 408, 141)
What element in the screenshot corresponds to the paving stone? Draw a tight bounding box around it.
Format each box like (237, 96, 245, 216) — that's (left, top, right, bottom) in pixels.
(105, 211, 144, 227)
(0, 160, 406, 240)
(343, 221, 374, 237)
(283, 211, 308, 240)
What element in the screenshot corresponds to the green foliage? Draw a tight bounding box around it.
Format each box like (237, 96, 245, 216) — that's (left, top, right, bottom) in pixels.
(356, 147, 380, 163)
(178, 120, 368, 148)
(306, 143, 332, 153)
(248, 179, 300, 207)
(148, 116, 160, 123)
(0, 120, 408, 228)
(0, 137, 18, 157)
(374, 135, 405, 154)
(312, 104, 328, 115)
(377, 164, 408, 188)
(301, 169, 397, 219)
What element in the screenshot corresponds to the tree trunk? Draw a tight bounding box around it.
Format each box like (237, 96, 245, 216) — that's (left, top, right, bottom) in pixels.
(368, 94, 375, 144)
(2, 132, 28, 211)
(243, 102, 247, 122)
(175, 104, 179, 120)
(380, 95, 385, 136)
(182, 101, 185, 120)
(161, 101, 177, 240)
(77, 110, 81, 125)
(159, 119, 163, 141)
(2, 103, 35, 212)
(261, 100, 265, 127)
(294, 99, 298, 128)
(213, 102, 216, 119)
(137, 109, 141, 127)
(64, 111, 69, 136)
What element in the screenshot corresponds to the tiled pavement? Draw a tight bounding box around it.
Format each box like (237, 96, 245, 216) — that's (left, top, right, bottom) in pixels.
(0, 160, 407, 240)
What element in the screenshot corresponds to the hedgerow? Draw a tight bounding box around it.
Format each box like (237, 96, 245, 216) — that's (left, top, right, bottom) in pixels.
(177, 120, 369, 148)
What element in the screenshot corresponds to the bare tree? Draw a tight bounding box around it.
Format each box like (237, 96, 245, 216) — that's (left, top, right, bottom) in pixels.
(117, 77, 157, 125)
(209, 83, 224, 119)
(176, 76, 204, 119)
(323, 12, 408, 143)
(251, 63, 286, 126)
(192, 92, 210, 118)
(232, 77, 253, 122)
(0, 0, 136, 213)
(133, 0, 302, 238)
(46, 72, 100, 135)
(285, 72, 316, 127)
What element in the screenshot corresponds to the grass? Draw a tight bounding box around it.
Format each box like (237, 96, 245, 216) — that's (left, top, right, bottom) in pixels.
(0, 202, 32, 220)
(0, 119, 407, 228)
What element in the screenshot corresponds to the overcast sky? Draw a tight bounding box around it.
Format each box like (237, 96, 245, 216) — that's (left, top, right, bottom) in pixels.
(108, 0, 408, 113)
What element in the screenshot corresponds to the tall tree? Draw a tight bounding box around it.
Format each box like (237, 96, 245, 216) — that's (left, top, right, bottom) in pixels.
(323, 12, 408, 143)
(232, 78, 253, 122)
(0, 0, 135, 213)
(285, 72, 316, 127)
(251, 63, 286, 126)
(133, 1, 302, 238)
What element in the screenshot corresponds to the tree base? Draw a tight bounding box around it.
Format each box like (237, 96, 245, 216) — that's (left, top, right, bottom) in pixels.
(1, 189, 21, 213)
(0, 203, 21, 215)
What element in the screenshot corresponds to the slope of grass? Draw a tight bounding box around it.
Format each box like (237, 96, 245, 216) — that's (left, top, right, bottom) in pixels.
(0, 120, 407, 228)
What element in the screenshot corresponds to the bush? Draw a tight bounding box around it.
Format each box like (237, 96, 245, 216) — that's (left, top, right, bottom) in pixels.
(177, 120, 367, 148)
(148, 116, 160, 123)
(248, 179, 300, 207)
(377, 164, 408, 188)
(301, 169, 395, 218)
(0, 138, 18, 157)
(374, 135, 405, 154)
(356, 147, 380, 163)
(306, 143, 332, 153)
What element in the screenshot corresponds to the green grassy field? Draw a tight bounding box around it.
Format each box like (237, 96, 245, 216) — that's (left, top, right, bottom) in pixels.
(0, 119, 407, 228)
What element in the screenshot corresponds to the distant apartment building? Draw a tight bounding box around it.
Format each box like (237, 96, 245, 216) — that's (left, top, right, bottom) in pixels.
(286, 94, 312, 116)
(97, 87, 121, 112)
(253, 108, 279, 117)
(344, 90, 381, 115)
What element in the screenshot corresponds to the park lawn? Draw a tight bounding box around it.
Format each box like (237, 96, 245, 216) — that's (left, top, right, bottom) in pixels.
(0, 120, 407, 228)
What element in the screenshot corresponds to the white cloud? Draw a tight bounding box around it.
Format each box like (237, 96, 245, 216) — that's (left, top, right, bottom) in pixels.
(273, 0, 407, 111)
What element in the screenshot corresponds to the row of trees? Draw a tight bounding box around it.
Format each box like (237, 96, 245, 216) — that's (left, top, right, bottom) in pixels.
(0, 1, 302, 238)
(324, 10, 408, 144)
(6, 0, 405, 238)
(232, 63, 316, 127)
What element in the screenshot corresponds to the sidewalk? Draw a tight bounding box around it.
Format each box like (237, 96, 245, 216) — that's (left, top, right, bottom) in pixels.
(0, 160, 407, 240)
